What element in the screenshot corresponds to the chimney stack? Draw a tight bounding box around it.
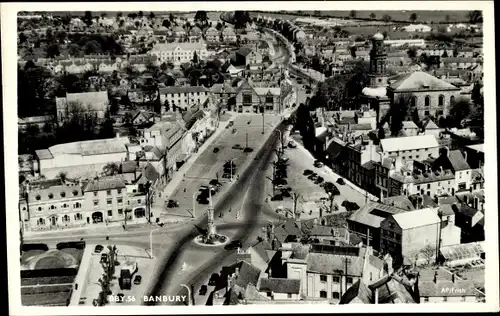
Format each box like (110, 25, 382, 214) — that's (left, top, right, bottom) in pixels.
(268, 268, 272, 278)
(463, 151, 467, 163)
(235, 267, 240, 278)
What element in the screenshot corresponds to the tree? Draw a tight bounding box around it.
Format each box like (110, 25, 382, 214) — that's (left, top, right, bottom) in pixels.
(194, 10, 208, 25)
(138, 11, 144, 18)
(19, 32, 27, 44)
(162, 19, 171, 28)
(449, 99, 471, 127)
(369, 13, 376, 20)
(420, 244, 436, 265)
(390, 94, 412, 136)
(382, 14, 392, 22)
(377, 128, 386, 140)
(192, 51, 199, 65)
(84, 40, 102, 55)
(349, 10, 357, 19)
(407, 47, 417, 59)
(291, 192, 302, 219)
(83, 11, 93, 26)
(149, 11, 155, 19)
(468, 10, 483, 24)
(57, 171, 68, 182)
(323, 182, 340, 214)
(410, 13, 418, 22)
(46, 43, 60, 58)
(102, 162, 120, 176)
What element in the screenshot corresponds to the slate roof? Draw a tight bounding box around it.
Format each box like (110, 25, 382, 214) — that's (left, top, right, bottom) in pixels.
(151, 42, 205, 52)
(348, 201, 409, 228)
(121, 160, 139, 174)
(237, 47, 253, 57)
(307, 247, 366, 276)
(47, 137, 130, 157)
(159, 86, 208, 94)
(382, 195, 415, 211)
(258, 278, 300, 294)
(230, 260, 262, 288)
(388, 71, 461, 92)
(390, 208, 440, 230)
(424, 119, 440, 129)
(83, 175, 126, 192)
(27, 185, 84, 204)
(419, 279, 476, 297)
(339, 280, 372, 304)
(448, 150, 471, 171)
(380, 135, 439, 152)
(140, 162, 160, 183)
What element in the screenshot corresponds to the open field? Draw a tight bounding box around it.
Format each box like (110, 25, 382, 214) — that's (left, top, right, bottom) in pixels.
(254, 10, 472, 23)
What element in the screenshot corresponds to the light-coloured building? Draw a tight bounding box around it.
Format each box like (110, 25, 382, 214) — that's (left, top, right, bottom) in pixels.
(222, 27, 237, 42)
(379, 135, 440, 163)
(34, 135, 130, 178)
(158, 86, 209, 110)
(149, 42, 209, 64)
(401, 121, 419, 136)
(204, 26, 220, 42)
(418, 269, 477, 303)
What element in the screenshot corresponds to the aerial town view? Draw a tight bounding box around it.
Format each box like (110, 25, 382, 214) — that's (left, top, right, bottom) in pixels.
(10, 5, 494, 310)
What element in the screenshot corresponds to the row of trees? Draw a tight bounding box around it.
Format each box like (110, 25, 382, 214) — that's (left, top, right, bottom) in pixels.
(94, 245, 118, 306)
(348, 10, 482, 23)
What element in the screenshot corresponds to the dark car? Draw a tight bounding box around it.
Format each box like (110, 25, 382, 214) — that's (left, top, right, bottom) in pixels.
(94, 245, 104, 253)
(117, 293, 124, 303)
(209, 179, 222, 187)
(303, 169, 313, 176)
(336, 178, 346, 185)
(271, 194, 283, 201)
(225, 240, 243, 250)
(281, 190, 291, 198)
(315, 176, 324, 184)
(213, 147, 220, 153)
(167, 199, 179, 208)
(199, 285, 208, 295)
(100, 253, 108, 264)
(133, 275, 142, 285)
(208, 273, 219, 286)
(243, 147, 254, 153)
(232, 144, 242, 150)
(314, 160, 324, 168)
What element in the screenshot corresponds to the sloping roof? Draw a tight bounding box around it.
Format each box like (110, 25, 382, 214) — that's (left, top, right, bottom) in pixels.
(380, 135, 439, 152)
(424, 119, 440, 129)
(159, 86, 208, 94)
(121, 160, 139, 174)
(141, 162, 159, 183)
(391, 208, 440, 230)
(388, 71, 460, 92)
(402, 121, 418, 129)
(349, 201, 409, 228)
(418, 279, 476, 297)
(232, 261, 262, 288)
(58, 91, 109, 112)
(382, 195, 416, 211)
(307, 247, 366, 276)
(258, 278, 300, 294)
(83, 175, 126, 192)
(27, 185, 84, 204)
(48, 137, 130, 157)
(237, 47, 253, 57)
(448, 150, 470, 171)
(151, 42, 205, 52)
(35, 149, 54, 160)
(339, 280, 372, 304)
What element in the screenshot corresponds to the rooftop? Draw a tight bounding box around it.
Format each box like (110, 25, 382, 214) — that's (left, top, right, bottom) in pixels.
(380, 134, 439, 153)
(349, 201, 410, 228)
(158, 86, 208, 95)
(448, 150, 471, 171)
(258, 278, 300, 294)
(83, 175, 126, 192)
(390, 208, 440, 230)
(44, 137, 130, 158)
(27, 184, 83, 204)
(388, 71, 460, 92)
(382, 195, 416, 212)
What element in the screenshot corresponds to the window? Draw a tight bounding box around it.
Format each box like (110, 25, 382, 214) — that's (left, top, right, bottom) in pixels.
(438, 95, 445, 106)
(37, 218, 45, 226)
(320, 275, 327, 282)
(117, 198, 123, 205)
(424, 297, 429, 302)
(410, 96, 417, 107)
(107, 199, 112, 205)
(267, 291, 272, 297)
(450, 95, 455, 105)
(37, 207, 42, 212)
(74, 202, 81, 208)
(287, 293, 292, 299)
(332, 292, 340, 299)
(319, 291, 327, 298)
(62, 203, 68, 209)
(63, 215, 70, 223)
(94, 191, 98, 197)
(265, 95, 274, 103)
(48, 193, 54, 199)
(50, 205, 56, 210)
(118, 209, 123, 215)
(346, 277, 353, 285)
(36, 195, 41, 201)
(243, 93, 252, 104)
(73, 190, 79, 196)
(117, 189, 122, 194)
(425, 110, 430, 116)
(409, 156, 412, 159)
(60, 192, 66, 198)
(74, 213, 83, 220)
(443, 297, 448, 302)
(425, 95, 430, 106)
(108, 210, 113, 217)
(332, 276, 340, 283)
(461, 296, 466, 302)
(137, 199, 142, 204)
(416, 155, 419, 159)
(93, 200, 99, 207)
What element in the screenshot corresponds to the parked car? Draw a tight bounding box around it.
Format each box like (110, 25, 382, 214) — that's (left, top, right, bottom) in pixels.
(133, 275, 142, 285)
(209, 179, 222, 187)
(315, 176, 324, 184)
(224, 240, 243, 250)
(208, 273, 219, 286)
(303, 169, 313, 176)
(199, 285, 208, 295)
(271, 194, 283, 201)
(336, 178, 345, 185)
(94, 245, 104, 253)
(232, 144, 242, 149)
(314, 160, 324, 168)
(213, 147, 220, 153)
(100, 253, 108, 264)
(227, 121, 234, 128)
(167, 200, 179, 208)
(243, 147, 254, 153)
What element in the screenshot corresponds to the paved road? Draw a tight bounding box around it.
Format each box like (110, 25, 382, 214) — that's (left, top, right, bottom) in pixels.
(143, 122, 287, 305)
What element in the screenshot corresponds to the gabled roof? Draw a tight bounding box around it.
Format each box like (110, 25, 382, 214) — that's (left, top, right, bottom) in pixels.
(390, 208, 440, 230)
(424, 119, 440, 129)
(339, 279, 372, 304)
(83, 175, 126, 192)
(388, 71, 461, 92)
(380, 135, 439, 153)
(402, 121, 418, 129)
(258, 278, 300, 294)
(237, 47, 253, 57)
(349, 201, 409, 228)
(448, 150, 471, 171)
(382, 195, 416, 211)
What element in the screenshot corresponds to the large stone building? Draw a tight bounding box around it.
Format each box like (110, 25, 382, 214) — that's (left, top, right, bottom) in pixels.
(158, 86, 209, 110)
(149, 42, 209, 64)
(55, 91, 109, 124)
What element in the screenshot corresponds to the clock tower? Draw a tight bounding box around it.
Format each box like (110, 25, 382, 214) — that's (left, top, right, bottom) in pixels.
(368, 32, 388, 88)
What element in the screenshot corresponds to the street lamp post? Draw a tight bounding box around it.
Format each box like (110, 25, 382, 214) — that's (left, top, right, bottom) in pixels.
(149, 228, 160, 259)
(275, 130, 283, 154)
(192, 192, 198, 218)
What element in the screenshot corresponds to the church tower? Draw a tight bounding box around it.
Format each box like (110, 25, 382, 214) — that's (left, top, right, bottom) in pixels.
(368, 32, 388, 88)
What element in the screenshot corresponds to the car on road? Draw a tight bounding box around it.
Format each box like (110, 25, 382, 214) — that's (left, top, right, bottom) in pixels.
(167, 199, 180, 208)
(209, 179, 222, 187)
(133, 275, 142, 285)
(117, 293, 124, 303)
(199, 285, 208, 295)
(232, 144, 242, 150)
(314, 160, 324, 168)
(94, 245, 104, 253)
(303, 169, 313, 176)
(226, 121, 234, 128)
(213, 147, 220, 153)
(243, 147, 254, 153)
(208, 273, 219, 286)
(100, 253, 108, 264)
(224, 240, 243, 250)
(336, 178, 346, 185)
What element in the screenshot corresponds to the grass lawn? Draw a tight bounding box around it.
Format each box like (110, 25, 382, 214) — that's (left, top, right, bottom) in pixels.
(35, 256, 69, 269)
(60, 247, 84, 265)
(20, 250, 46, 266)
(22, 290, 72, 306)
